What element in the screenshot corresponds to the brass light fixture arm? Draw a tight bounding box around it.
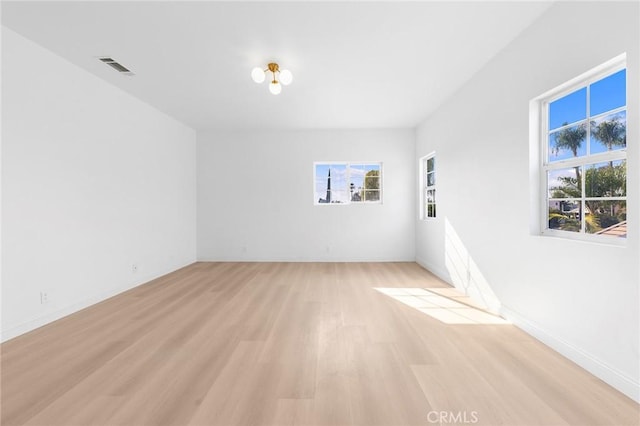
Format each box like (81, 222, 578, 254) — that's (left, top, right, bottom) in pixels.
(267, 62, 280, 83)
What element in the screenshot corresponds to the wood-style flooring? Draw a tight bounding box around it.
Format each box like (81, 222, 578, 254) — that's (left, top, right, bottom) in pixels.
(1, 262, 638, 425)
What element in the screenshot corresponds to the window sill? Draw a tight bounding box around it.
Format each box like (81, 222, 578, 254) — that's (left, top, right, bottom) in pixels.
(539, 229, 627, 247)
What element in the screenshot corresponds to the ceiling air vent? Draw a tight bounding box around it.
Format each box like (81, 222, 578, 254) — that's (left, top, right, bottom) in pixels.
(98, 57, 134, 76)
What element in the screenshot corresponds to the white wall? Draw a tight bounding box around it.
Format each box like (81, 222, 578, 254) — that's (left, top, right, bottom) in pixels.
(1, 28, 197, 341)
(416, 2, 639, 401)
(198, 129, 415, 261)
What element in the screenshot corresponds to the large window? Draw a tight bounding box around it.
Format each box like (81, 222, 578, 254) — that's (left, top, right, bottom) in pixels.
(421, 154, 436, 219)
(314, 162, 381, 205)
(542, 59, 626, 241)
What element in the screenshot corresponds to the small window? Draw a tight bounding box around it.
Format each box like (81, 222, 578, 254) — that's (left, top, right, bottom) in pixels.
(314, 162, 382, 205)
(422, 154, 436, 219)
(540, 58, 626, 241)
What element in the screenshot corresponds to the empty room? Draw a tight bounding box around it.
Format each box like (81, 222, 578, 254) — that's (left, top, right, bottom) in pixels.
(1, 1, 639, 425)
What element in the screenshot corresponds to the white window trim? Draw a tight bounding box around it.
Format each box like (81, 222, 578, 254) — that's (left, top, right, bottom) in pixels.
(420, 152, 436, 220)
(313, 161, 383, 206)
(532, 53, 627, 246)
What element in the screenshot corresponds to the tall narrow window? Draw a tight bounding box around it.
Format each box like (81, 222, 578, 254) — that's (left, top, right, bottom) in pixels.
(422, 154, 436, 218)
(541, 58, 626, 241)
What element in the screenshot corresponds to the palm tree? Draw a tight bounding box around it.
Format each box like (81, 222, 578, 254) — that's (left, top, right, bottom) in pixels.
(591, 116, 626, 151)
(591, 116, 626, 216)
(552, 122, 586, 157)
(552, 123, 586, 231)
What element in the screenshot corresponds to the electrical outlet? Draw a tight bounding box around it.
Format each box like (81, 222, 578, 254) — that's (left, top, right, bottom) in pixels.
(40, 291, 49, 304)
(131, 263, 138, 273)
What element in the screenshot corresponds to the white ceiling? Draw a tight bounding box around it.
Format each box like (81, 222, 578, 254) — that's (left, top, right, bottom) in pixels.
(2, 1, 553, 130)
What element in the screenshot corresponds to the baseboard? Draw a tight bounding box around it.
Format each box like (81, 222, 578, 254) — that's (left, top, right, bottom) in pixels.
(415, 256, 453, 286)
(196, 256, 416, 263)
(501, 305, 640, 403)
(1, 260, 196, 343)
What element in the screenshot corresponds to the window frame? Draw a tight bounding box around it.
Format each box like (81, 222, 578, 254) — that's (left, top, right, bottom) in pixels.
(420, 153, 436, 220)
(313, 161, 383, 206)
(538, 56, 627, 245)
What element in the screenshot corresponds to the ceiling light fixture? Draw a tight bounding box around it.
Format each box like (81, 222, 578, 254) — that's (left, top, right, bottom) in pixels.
(251, 62, 292, 95)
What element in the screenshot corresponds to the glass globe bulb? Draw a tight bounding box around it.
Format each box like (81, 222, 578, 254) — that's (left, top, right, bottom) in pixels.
(279, 69, 293, 86)
(269, 81, 282, 95)
(251, 67, 265, 83)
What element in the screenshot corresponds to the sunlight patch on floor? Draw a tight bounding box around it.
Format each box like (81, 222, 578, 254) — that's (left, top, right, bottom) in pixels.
(374, 287, 509, 325)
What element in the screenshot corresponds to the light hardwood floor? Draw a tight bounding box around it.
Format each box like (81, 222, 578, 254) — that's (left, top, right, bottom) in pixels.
(1, 262, 638, 426)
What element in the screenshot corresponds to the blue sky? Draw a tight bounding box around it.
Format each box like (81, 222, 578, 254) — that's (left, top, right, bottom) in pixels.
(549, 69, 625, 130)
